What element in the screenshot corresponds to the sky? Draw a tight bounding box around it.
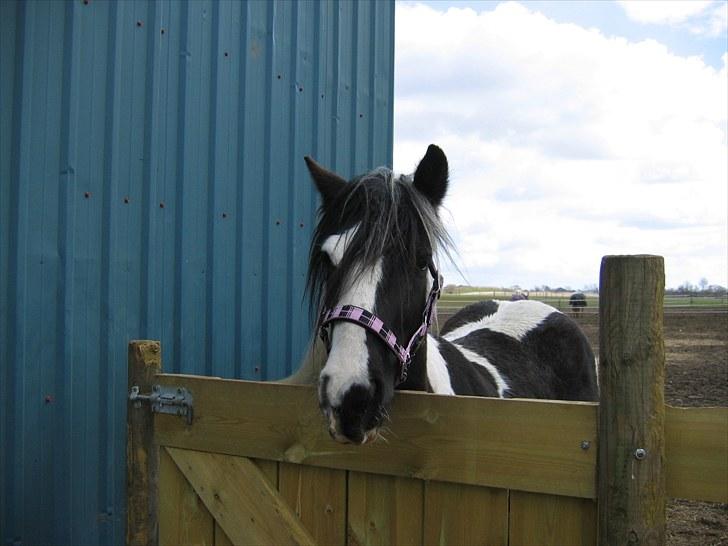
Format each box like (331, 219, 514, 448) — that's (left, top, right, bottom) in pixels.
(393, 0, 728, 291)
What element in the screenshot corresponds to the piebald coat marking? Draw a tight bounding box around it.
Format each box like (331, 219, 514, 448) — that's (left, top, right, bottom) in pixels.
(450, 343, 510, 397)
(426, 336, 456, 395)
(321, 225, 381, 406)
(443, 299, 557, 342)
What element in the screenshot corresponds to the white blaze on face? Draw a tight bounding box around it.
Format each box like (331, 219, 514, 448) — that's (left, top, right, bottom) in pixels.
(320, 224, 382, 407)
(321, 225, 357, 267)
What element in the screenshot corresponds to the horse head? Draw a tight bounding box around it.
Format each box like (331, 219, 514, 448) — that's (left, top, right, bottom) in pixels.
(305, 145, 450, 443)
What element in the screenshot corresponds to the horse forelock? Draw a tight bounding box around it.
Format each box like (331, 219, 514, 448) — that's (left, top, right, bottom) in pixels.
(306, 167, 454, 319)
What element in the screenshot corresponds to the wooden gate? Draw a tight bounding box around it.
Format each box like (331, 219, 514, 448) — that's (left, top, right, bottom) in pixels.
(129, 358, 726, 546)
(126, 256, 727, 546)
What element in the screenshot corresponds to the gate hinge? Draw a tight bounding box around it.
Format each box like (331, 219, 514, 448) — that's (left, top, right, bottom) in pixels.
(129, 384, 194, 425)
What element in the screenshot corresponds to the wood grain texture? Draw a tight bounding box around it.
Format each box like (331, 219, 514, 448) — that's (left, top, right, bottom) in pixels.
(278, 462, 347, 546)
(423, 481, 508, 546)
(213, 523, 233, 546)
(665, 405, 728, 502)
(509, 491, 596, 546)
(166, 447, 315, 546)
(154, 375, 597, 498)
(254, 459, 279, 488)
(127, 340, 162, 546)
(159, 448, 214, 546)
(598, 255, 666, 546)
(347, 472, 423, 546)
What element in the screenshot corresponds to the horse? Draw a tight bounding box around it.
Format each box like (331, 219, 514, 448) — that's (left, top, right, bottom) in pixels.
(510, 290, 529, 301)
(569, 292, 587, 316)
(285, 145, 598, 444)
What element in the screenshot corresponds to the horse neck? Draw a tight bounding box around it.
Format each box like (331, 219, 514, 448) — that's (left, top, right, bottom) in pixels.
(278, 335, 326, 385)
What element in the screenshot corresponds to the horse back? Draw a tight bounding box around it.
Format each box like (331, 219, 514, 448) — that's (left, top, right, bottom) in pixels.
(439, 300, 598, 401)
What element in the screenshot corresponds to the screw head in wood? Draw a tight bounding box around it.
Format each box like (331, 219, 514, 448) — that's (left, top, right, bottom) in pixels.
(634, 448, 647, 460)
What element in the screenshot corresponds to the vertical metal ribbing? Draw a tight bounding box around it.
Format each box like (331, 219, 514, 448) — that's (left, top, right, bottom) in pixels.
(205, 0, 221, 378)
(234, 2, 250, 380)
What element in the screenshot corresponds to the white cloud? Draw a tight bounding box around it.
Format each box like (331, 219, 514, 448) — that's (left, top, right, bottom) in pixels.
(617, 0, 727, 36)
(394, 2, 727, 289)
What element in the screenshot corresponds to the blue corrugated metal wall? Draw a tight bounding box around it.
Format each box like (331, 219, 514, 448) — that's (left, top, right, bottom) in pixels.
(0, 0, 394, 544)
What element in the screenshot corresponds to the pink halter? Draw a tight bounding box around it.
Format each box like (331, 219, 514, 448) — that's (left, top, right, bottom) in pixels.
(319, 263, 443, 384)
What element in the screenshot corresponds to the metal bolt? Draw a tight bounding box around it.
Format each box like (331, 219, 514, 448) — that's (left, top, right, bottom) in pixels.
(634, 448, 647, 460)
(580, 440, 591, 450)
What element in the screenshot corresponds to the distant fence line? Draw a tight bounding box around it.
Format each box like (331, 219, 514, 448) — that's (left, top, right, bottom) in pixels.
(439, 292, 728, 315)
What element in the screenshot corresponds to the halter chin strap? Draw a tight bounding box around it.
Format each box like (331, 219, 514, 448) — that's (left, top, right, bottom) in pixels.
(318, 263, 443, 385)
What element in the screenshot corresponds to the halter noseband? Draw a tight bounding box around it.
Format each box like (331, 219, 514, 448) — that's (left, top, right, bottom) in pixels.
(318, 263, 443, 385)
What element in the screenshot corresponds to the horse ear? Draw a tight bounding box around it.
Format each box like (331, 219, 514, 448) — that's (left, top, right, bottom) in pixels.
(413, 144, 448, 207)
(304, 156, 347, 206)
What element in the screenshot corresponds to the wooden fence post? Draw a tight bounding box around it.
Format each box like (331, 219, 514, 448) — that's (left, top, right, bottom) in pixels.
(598, 255, 666, 545)
(127, 340, 162, 546)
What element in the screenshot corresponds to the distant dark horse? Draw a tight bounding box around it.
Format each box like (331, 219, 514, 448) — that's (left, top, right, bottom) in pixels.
(286, 145, 598, 444)
(569, 292, 587, 316)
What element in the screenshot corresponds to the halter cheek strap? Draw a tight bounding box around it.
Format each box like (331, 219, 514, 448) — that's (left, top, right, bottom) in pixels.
(319, 263, 443, 384)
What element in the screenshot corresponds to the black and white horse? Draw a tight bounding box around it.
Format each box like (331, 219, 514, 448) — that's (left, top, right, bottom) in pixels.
(287, 145, 598, 444)
(569, 292, 588, 316)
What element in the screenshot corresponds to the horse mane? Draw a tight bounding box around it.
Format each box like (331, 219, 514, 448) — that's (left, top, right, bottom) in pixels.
(306, 167, 455, 319)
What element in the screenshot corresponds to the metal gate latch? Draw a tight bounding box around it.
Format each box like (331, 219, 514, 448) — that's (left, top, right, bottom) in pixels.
(129, 385, 194, 425)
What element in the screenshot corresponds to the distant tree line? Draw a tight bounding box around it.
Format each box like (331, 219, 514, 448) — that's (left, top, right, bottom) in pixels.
(442, 280, 726, 297)
(668, 279, 726, 296)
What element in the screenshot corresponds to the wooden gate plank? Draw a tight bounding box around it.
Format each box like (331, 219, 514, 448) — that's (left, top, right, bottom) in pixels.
(423, 481, 508, 546)
(509, 490, 596, 546)
(665, 405, 728, 502)
(279, 463, 347, 546)
(214, 524, 233, 546)
(166, 447, 315, 546)
(155, 375, 597, 498)
(347, 472, 423, 546)
(254, 459, 280, 488)
(159, 448, 215, 546)
(213, 460, 278, 545)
